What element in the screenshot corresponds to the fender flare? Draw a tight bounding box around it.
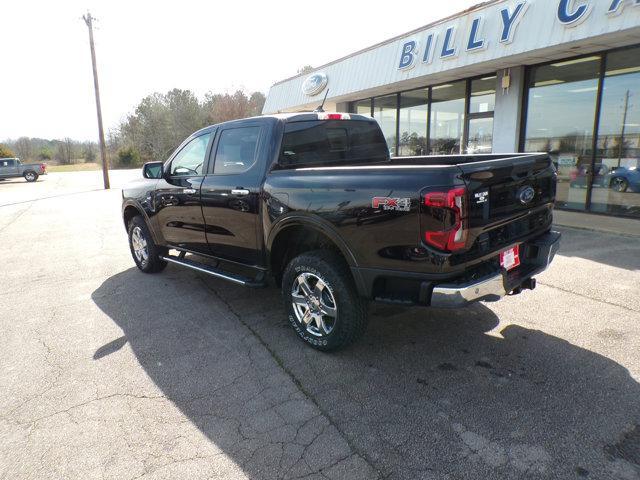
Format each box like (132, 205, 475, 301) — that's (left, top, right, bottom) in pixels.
(121, 200, 163, 245)
(266, 214, 359, 268)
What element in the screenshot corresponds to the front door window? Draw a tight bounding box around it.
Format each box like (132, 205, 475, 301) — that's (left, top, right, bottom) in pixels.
(170, 133, 210, 176)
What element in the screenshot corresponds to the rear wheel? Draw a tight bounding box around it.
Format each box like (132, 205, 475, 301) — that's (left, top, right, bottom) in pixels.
(282, 250, 368, 351)
(611, 177, 628, 193)
(128, 216, 167, 273)
(24, 171, 38, 182)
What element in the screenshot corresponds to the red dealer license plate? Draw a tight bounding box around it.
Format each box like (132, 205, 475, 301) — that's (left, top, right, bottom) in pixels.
(500, 245, 520, 271)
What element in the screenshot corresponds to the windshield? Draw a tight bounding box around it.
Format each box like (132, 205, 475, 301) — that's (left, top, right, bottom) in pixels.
(278, 120, 389, 169)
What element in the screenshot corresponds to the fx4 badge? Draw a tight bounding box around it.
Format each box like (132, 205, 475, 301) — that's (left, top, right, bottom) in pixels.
(372, 197, 411, 212)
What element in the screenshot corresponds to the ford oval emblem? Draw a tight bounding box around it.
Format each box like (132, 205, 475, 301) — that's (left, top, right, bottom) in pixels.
(517, 185, 536, 205)
(302, 72, 328, 96)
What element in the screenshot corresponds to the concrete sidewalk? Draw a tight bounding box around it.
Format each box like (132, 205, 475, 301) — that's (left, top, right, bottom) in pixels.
(554, 209, 640, 237)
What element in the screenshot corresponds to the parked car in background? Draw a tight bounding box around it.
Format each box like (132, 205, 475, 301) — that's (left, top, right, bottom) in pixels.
(606, 166, 640, 192)
(569, 163, 608, 189)
(0, 158, 47, 182)
(569, 163, 640, 193)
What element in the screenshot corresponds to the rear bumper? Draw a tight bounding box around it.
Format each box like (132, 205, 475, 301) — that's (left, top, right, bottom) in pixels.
(351, 230, 561, 307)
(431, 230, 561, 307)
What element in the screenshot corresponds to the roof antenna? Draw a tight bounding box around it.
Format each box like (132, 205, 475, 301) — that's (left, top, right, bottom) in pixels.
(314, 89, 330, 113)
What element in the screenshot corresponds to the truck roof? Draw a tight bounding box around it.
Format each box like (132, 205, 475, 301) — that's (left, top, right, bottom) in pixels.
(190, 112, 374, 138)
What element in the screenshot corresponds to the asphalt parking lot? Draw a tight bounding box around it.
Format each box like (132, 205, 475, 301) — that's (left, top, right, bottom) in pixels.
(1, 170, 640, 480)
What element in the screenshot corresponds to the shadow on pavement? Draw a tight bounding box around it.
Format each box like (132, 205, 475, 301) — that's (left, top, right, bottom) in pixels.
(92, 266, 640, 479)
(555, 226, 640, 272)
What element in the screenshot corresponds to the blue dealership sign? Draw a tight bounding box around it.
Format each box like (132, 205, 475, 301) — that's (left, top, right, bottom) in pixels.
(397, 0, 640, 70)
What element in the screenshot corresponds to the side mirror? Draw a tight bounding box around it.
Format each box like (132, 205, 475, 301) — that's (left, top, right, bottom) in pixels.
(142, 161, 163, 179)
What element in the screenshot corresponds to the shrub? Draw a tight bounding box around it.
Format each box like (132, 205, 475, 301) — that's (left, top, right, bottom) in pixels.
(38, 148, 53, 161)
(0, 144, 15, 158)
(117, 146, 141, 167)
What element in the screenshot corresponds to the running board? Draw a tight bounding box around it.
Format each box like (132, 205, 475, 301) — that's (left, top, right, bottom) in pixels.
(160, 255, 266, 288)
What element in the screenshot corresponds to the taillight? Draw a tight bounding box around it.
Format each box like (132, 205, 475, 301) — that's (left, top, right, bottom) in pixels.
(317, 112, 350, 120)
(40, 163, 47, 172)
(423, 187, 468, 251)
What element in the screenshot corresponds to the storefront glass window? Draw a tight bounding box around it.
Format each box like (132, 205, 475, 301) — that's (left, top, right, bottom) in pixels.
(399, 89, 428, 156)
(591, 47, 640, 217)
(430, 82, 465, 154)
(470, 76, 496, 114)
(352, 99, 372, 117)
(373, 94, 398, 156)
(468, 117, 493, 154)
(523, 56, 600, 211)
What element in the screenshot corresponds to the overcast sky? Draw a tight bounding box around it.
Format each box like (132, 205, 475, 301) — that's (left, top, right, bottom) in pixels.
(2, 0, 478, 141)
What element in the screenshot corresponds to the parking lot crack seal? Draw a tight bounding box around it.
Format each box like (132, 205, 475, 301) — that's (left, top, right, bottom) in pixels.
(18, 392, 166, 426)
(537, 281, 639, 314)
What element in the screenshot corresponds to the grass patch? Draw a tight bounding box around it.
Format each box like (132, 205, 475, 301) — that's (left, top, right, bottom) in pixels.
(47, 163, 101, 172)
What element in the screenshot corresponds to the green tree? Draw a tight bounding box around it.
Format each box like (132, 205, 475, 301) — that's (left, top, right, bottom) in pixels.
(0, 144, 15, 157)
(38, 147, 53, 161)
(117, 146, 141, 167)
(114, 88, 266, 164)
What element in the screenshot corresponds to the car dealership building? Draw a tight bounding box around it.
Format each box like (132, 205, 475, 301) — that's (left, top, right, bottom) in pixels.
(263, 0, 640, 221)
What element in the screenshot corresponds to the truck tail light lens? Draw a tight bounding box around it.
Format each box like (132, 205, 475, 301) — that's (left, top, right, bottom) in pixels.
(317, 113, 350, 120)
(423, 187, 468, 251)
(40, 163, 47, 172)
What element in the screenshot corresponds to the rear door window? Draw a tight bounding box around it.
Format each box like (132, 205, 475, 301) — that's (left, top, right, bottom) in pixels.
(213, 126, 261, 175)
(278, 120, 389, 168)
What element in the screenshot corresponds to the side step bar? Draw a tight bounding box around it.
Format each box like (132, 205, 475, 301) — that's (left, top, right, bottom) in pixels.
(160, 255, 266, 288)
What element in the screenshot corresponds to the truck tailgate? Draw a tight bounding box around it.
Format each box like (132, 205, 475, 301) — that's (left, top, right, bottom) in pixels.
(456, 153, 556, 261)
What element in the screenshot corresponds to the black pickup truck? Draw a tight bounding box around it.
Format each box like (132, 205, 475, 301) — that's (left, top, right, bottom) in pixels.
(122, 112, 560, 351)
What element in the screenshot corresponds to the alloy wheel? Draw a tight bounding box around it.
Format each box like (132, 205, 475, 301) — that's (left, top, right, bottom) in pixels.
(131, 226, 149, 265)
(291, 272, 337, 337)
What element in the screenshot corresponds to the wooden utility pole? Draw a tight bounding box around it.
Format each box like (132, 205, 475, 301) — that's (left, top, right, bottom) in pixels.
(83, 12, 110, 189)
(617, 89, 630, 167)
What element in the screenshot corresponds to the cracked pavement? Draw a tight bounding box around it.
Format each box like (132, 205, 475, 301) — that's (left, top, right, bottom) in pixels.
(1, 170, 640, 479)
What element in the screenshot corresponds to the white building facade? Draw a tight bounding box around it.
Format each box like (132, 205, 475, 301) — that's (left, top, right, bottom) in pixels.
(264, 0, 640, 219)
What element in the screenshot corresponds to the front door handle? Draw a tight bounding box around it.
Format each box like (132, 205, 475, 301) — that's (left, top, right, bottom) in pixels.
(231, 189, 249, 196)
(183, 188, 197, 194)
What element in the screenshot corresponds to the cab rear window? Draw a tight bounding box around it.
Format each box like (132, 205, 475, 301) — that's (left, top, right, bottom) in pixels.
(278, 120, 389, 168)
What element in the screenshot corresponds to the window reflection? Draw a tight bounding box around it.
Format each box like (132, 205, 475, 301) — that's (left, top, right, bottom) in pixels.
(399, 89, 428, 156)
(468, 117, 493, 154)
(591, 47, 640, 217)
(430, 82, 465, 154)
(523, 56, 600, 211)
(353, 99, 372, 117)
(470, 76, 496, 114)
(373, 94, 398, 156)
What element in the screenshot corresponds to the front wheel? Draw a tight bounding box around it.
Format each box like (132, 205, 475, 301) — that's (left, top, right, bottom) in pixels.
(127, 216, 167, 273)
(24, 171, 38, 182)
(282, 250, 368, 351)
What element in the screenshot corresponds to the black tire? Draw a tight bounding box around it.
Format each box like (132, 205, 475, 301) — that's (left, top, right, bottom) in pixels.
(24, 171, 38, 182)
(611, 177, 628, 193)
(282, 250, 368, 351)
(127, 215, 167, 273)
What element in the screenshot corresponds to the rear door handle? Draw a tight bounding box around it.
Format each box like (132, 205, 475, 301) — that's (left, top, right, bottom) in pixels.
(231, 189, 249, 196)
(183, 188, 197, 194)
